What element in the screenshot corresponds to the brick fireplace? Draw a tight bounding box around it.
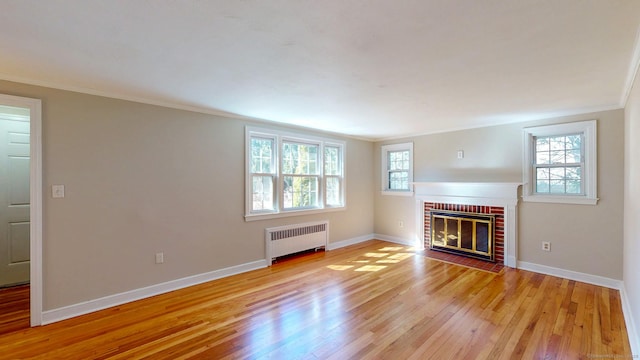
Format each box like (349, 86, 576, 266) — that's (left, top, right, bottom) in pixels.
(425, 203, 504, 263)
(414, 182, 520, 268)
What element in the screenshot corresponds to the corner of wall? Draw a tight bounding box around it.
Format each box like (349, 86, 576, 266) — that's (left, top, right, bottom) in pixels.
(621, 284, 640, 356)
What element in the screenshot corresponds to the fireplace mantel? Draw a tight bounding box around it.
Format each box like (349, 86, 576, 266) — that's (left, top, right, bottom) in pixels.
(413, 182, 521, 206)
(413, 182, 521, 268)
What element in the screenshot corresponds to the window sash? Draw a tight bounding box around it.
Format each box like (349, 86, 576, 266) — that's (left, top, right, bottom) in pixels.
(282, 141, 319, 175)
(325, 175, 342, 207)
(251, 174, 275, 211)
(533, 164, 583, 195)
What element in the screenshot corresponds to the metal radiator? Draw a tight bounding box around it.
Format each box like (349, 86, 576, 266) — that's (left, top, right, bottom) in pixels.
(265, 221, 328, 265)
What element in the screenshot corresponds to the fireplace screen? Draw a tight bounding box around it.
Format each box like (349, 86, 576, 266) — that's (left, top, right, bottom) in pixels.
(430, 210, 495, 262)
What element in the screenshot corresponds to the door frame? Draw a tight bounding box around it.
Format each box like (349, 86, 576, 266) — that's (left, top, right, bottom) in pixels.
(0, 94, 42, 326)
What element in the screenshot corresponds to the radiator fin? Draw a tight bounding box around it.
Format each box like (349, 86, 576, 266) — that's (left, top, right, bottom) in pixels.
(270, 223, 327, 241)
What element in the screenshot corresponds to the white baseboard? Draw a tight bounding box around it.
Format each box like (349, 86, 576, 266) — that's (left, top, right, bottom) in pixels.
(517, 261, 623, 290)
(620, 285, 640, 356)
(42, 259, 268, 325)
(327, 234, 374, 250)
(373, 233, 424, 249)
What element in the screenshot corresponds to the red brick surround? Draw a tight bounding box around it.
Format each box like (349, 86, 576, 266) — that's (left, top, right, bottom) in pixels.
(424, 202, 505, 264)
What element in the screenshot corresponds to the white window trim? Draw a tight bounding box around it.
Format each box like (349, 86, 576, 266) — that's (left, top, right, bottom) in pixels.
(381, 142, 414, 196)
(522, 120, 598, 205)
(245, 126, 346, 221)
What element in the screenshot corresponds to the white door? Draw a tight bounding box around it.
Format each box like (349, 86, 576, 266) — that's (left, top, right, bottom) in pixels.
(0, 108, 30, 287)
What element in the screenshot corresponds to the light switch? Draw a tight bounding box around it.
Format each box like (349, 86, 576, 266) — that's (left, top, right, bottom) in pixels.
(457, 150, 464, 159)
(52, 184, 65, 198)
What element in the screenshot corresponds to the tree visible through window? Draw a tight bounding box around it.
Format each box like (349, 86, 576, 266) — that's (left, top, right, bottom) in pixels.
(534, 134, 583, 195)
(246, 127, 345, 219)
(522, 120, 597, 205)
(282, 142, 319, 209)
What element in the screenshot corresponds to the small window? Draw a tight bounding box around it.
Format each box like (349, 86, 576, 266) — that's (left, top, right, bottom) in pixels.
(381, 142, 413, 195)
(523, 120, 597, 205)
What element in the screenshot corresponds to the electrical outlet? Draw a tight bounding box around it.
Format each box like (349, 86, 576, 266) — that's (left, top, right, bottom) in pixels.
(457, 150, 464, 159)
(542, 242, 551, 252)
(155, 252, 164, 264)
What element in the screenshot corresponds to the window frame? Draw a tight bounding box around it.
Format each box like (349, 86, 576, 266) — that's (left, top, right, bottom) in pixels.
(381, 142, 414, 196)
(522, 120, 598, 205)
(245, 126, 346, 221)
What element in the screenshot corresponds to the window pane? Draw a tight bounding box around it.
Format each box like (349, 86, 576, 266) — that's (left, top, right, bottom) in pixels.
(535, 137, 549, 151)
(566, 149, 581, 163)
(325, 146, 340, 175)
(326, 176, 341, 206)
(550, 180, 565, 193)
(550, 167, 565, 179)
(389, 171, 409, 190)
(251, 138, 273, 173)
(388, 150, 409, 173)
(550, 150, 565, 164)
(536, 168, 550, 181)
(536, 151, 550, 164)
(566, 167, 581, 180)
(283, 142, 319, 175)
(566, 180, 581, 194)
(565, 135, 580, 149)
(252, 176, 274, 211)
(550, 136, 565, 150)
(536, 179, 550, 193)
(283, 176, 318, 209)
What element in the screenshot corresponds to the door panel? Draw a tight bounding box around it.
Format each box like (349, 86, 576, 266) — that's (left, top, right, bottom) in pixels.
(0, 116, 30, 287)
(9, 222, 29, 263)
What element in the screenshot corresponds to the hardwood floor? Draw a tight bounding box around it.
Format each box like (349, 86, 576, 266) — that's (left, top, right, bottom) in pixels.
(0, 284, 29, 337)
(0, 240, 632, 359)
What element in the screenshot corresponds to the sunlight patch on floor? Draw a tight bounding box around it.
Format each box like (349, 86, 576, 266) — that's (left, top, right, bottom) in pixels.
(327, 245, 416, 272)
(364, 252, 389, 258)
(355, 265, 387, 272)
(327, 265, 354, 271)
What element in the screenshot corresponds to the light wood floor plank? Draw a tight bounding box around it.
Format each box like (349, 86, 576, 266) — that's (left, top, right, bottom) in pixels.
(0, 240, 632, 359)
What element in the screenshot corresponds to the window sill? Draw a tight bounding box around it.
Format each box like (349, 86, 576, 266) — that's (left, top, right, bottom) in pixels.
(522, 195, 598, 205)
(244, 206, 346, 222)
(381, 190, 414, 197)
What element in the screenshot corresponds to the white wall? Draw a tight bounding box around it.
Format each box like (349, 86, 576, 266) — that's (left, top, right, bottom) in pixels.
(624, 68, 640, 353)
(0, 80, 375, 311)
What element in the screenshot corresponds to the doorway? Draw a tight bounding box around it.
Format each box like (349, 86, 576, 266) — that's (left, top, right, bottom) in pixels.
(0, 94, 42, 327)
(0, 105, 31, 287)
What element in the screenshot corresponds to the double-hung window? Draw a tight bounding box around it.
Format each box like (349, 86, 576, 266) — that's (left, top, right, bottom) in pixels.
(381, 142, 414, 195)
(249, 135, 276, 212)
(522, 120, 597, 205)
(324, 145, 343, 206)
(246, 127, 345, 220)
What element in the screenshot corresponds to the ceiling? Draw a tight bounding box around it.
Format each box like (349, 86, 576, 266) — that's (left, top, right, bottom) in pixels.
(1, 1, 639, 140)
